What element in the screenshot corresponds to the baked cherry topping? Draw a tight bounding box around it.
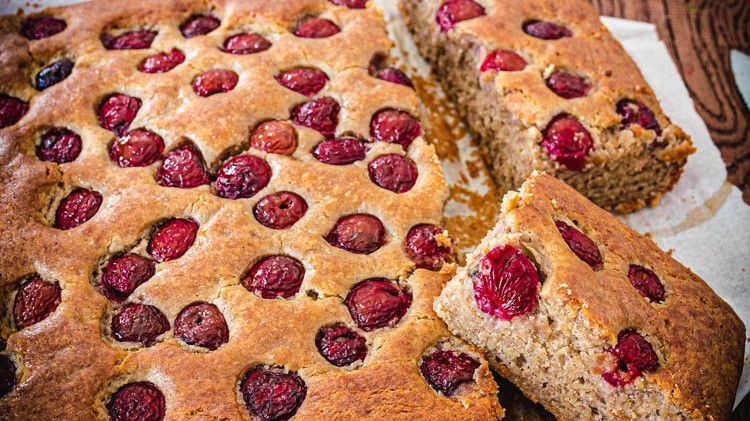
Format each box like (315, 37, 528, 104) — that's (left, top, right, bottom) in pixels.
(316, 324, 368, 367)
(0, 355, 16, 399)
(98, 94, 142, 136)
(436, 0, 486, 32)
(325, 214, 386, 254)
(405, 225, 454, 270)
(148, 218, 199, 262)
(214, 154, 272, 199)
(420, 350, 480, 396)
(546, 71, 590, 99)
(156, 143, 210, 188)
(174, 302, 229, 350)
(101, 254, 156, 302)
(250, 121, 297, 155)
(101, 30, 157, 50)
(555, 221, 602, 270)
(37, 127, 82, 163)
(374, 67, 414, 88)
(180, 14, 220, 38)
(627, 265, 666, 303)
(480, 50, 528, 72)
(291, 97, 340, 139)
(110, 129, 165, 168)
(13, 277, 61, 329)
(107, 381, 165, 421)
(603, 330, 659, 387)
(192, 69, 239, 97)
(370, 109, 422, 149)
(312, 137, 366, 165)
(21, 16, 66, 40)
(294, 18, 341, 38)
(242, 255, 305, 299)
(617, 99, 662, 136)
(240, 366, 306, 421)
(368, 154, 418, 193)
(111, 303, 169, 346)
(138, 49, 185, 73)
(345, 279, 411, 331)
(0, 94, 28, 129)
(221, 33, 271, 55)
(541, 114, 593, 171)
(472, 244, 539, 320)
(275, 68, 327, 96)
(330, 0, 368, 8)
(35, 58, 73, 91)
(253, 191, 308, 229)
(523, 20, 572, 40)
(54, 188, 103, 230)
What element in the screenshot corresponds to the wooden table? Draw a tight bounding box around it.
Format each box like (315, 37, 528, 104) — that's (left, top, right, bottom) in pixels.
(591, 1, 749, 418)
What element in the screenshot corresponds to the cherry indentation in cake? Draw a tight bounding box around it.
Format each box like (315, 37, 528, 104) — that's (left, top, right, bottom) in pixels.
(174, 302, 229, 350)
(0, 94, 29, 129)
(325, 214, 386, 254)
(374, 67, 414, 88)
(523, 20, 572, 40)
(555, 221, 602, 270)
(180, 14, 220, 38)
(345, 278, 411, 331)
(37, 127, 82, 163)
(101, 30, 157, 50)
(13, 277, 61, 329)
(472, 244, 539, 320)
(98, 94, 142, 136)
(156, 143, 210, 188)
(436, 0, 486, 32)
(420, 350, 480, 396)
(242, 255, 305, 299)
(107, 381, 165, 421)
(405, 224, 454, 270)
(221, 33, 272, 55)
(368, 154, 418, 193)
(21, 15, 66, 40)
(110, 129, 165, 168)
(330, 0, 368, 8)
(192, 69, 239, 97)
(370, 109, 422, 149)
(54, 188, 103, 230)
(215, 154, 271, 200)
(312, 137, 366, 165)
(602, 330, 659, 387)
(294, 18, 341, 38)
(316, 324, 368, 367)
(240, 366, 306, 421)
(250, 121, 297, 155)
(627, 265, 666, 303)
(35, 58, 73, 91)
(138, 48, 185, 73)
(480, 50, 528, 72)
(0, 355, 16, 399)
(275, 68, 327, 96)
(541, 114, 593, 171)
(253, 191, 308, 229)
(148, 218, 198, 262)
(111, 303, 169, 347)
(616, 99, 662, 136)
(546, 71, 590, 99)
(101, 254, 156, 302)
(291, 97, 340, 139)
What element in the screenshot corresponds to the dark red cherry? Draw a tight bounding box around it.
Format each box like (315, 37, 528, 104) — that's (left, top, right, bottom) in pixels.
(21, 15, 66, 40)
(98, 94, 142, 136)
(101, 254, 156, 302)
(330, 0, 368, 8)
(54, 188, 103, 230)
(325, 214, 386, 254)
(242, 255, 305, 299)
(0, 94, 29, 129)
(107, 382, 165, 421)
(404, 225, 454, 270)
(345, 279, 411, 331)
(315, 324, 368, 366)
(101, 30, 157, 50)
(555, 221, 602, 270)
(111, 303, 170, 346)
(215, 154, 272, 200)
(374, 67, 414, 88)
(541, 115, 593, 171)
(110, 129, 164, 167)
(13, 277, 61, 329)
(240, 366, 306, 421)
(370, 109, 421, 149)
(312, 137, 366, 165)
(174, 302, 229, 350)
(436, 0, 485, 32)
(180, 15, 220, 38)
(627, 266, 666, 303)
(472, 244, 539, 320)
(294, 18, 341, 38)
(220, 33, 271, 55)
(368, 154, 418, 193)
(603, 330, 659, 387)
(37, 127, 82, 163)
(420, 350, 480, 396)
(546, 71, 590, 99)
(291, 97, 340, 139)
(192, 69, 239, 97)
(0, 354, 16, 398)
(523, 21, 572, 40)
(617, 99, 662, 136)
(275, 68, 327, 96)
(148, 218, 199, 262)
(138, 49, 185, 73)
(253, 192, 308, 229)
(155, 143, 210, 188)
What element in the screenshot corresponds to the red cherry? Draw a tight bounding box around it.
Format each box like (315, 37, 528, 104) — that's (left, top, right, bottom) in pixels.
(603, 330, 659, 387)
(627, 266, 666, 303)
(368, 154, 418, 193)
(37, 127, 82, 163)
(325, 214, 386, 254)
(21, 15, 66, 40)
(404, 225, 454, 270)
(294, 18, 341, 38)
(98, 94, 142, 136)
(291, 97, 340, 139)
(101, 30, 157, 50)
(253, 192, 308, 229)
(312, 137, 366, 165)
(555, 221, 602, 270)
(192, 69, 239, 97)
(174, 302, 229, 350)
(111, 303, 170, 347)
(148, 218, 199, 262)
(546, 71, 590, 99)
(315, 324, 368, 366)
(472, 244, 540, 320)
(523, 21, 572, 40)
(107, 382, 165, 421)
(330, 0, 368, 8)
(541, 115, 593, 171)
(617, 99, 662, 136)
(0, 94, 29, 129)
(370, 109, 421, 149)
(180, 15, 220, 38)
(101, 254, 156, 302)
(13, 277, 61, 329)
(220, 33, 271, 55)
(480, 50, 527, 72)
(138, 49, 185, 73)
(214, 154, 272, 200)
(275, 68, 327, 96)
(155, 143, 210, 188)
(54, 188, 103, 230)
(435, 0, 485, 32)
(420, 350, 480, 396)
(242, 255, 305, 299)
(110, 130, 165, 168)
(345, 279, 411, 331)
(240, 366, 306, 421)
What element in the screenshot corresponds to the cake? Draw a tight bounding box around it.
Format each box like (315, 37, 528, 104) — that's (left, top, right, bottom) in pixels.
(0, 0, 503, 419)
(434, 171, 745, 420)
(400, 0, 696, 213)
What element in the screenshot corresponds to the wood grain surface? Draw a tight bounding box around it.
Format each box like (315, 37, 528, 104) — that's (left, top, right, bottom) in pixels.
(591, 0, 750, 205)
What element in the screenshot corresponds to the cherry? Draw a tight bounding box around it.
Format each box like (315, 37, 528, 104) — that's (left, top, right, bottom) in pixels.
(436, 0, 485, 32)
(13, 277, 61, 329)
(472, 244, 539, 320)
(603, 330, 659, 387)
(0, 354, 16, 398)
(420, 350, 480, 396)
(192, 69, 239, 97)
(294, 18, 341, 38)
(250, 121, 297, 155)
(101, 30, 157, 50)
(546, 71, 590, 99)
(374, 67, 414, 88)
(312, 137, 366, 165)
(627, 266, 666, 303)
(110, 129, 164, 168)
(98, 94, 142, 136)
(107, 382, 165, 421)
(240, 366, 306, 421)
(617, 99, 662, 136)
(404, 225, 454, 270)
(214, 154, 271, 200)
(275, 68, 327, 96)
(368, 154, 417, 193)
(35, 58, 73, 91)
(111, 303, 169, 347)
(155, 143, 210, 188)
(242, 255, 305, 299)
(0, 94, 28, 129)
(330, 0, 368, 8)
(101, 254, 156, 302)
(316, 324, 368, 367)
(21, 15, 66, 40)
(138, 49, 185, 73)
(54, 188, 103, 230)
(253, 192, 308, 229)
(370, 109, 422, 149)
(291, 97, 340, 139)
(37, 127, 82, 163)
(180, 15, 220, 38)
(220, 33, 271, 55)
(345, 279, 411, 331)
(480, 50, 527, 72)
(148, 218, 199, 262)
(555, 221, 602, 270)
(325, 214, 386, 254)
(523, 21, 572, 40)
(541, 114, 593, 171)
(174, 302, 229, 350)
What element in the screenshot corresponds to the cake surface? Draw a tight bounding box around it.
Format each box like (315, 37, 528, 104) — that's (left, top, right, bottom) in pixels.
(0, 0, 503, 419)
(435, 172, 745, 420)
(400, 0, 696, 213)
